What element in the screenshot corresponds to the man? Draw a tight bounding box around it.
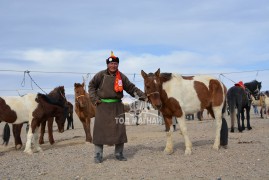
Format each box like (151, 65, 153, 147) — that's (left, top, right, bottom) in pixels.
(88, 51, 146, 163)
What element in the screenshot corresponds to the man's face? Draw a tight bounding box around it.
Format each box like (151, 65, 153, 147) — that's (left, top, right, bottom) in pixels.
(107, 62, 119, 74)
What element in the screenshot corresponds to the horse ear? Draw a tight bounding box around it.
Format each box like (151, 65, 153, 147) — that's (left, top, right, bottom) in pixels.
(155, 68, 160, 77)
(141, 70, 147, 79)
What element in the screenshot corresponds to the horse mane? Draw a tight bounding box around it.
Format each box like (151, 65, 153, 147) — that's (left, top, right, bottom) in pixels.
(244, 80, 262, 94)
(36, 92, 66, 108)
(160, 73, 172, 82)
(49, 86, 65, 96)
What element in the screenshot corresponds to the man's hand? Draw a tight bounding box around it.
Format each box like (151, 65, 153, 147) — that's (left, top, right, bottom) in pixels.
(95, 99, 101, 106)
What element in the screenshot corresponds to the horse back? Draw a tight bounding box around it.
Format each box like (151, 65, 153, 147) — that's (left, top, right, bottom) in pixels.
(1, 94, 38, 124)
(163, 74, 225, 114)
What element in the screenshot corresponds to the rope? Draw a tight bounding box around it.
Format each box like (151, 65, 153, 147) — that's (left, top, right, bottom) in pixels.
(219, 73, 236, 84)
(21, 70, 47, 94)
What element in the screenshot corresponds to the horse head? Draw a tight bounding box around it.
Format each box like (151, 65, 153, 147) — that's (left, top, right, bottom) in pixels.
(141, 68, 163, 110)
(74, 82, 87, 108)
(47, 86, 67, 107)
(244, 80, 262, 99)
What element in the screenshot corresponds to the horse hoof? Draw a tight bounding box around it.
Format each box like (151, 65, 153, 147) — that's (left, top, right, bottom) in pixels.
(213, 144, 220, 150)
(248, 127, 252, 130)
(34, 147, 43, 153)
(49, 140, 55, 145)
(39, 141, 44, 145)
(164, 148, 174, 155)
(230, 129, 234, 133)
(184, 149, 192, 155)
(24, 149, 33, 155)
(15, 144, 22, 150)
(222, 145, 228, 149)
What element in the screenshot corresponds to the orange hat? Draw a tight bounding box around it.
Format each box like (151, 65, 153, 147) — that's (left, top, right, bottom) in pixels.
(106, 51, 119, 64)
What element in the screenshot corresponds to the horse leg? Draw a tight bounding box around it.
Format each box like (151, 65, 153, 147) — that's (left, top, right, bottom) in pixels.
(24, 121, 35, 154)
(39, 120, 46, 144)
(260, 108, 264, 118)
(163, 116, 174, 155)
(246, 108, 252, 130)
(81, 118, 92, 143)
(177, 116, 192, 155)
(33, 125, 43, 153)
(241, 109, 245, 131)
(12, 124, 23, 150)
(85, 118, 92, 143)
(66, 114, 71, 130)
(236, 108, 243, 132)
(47, 117, 55, 144)
(71, 114, 74, 129)
(212, 108, 222, 150)
(230, 110, 236, 133)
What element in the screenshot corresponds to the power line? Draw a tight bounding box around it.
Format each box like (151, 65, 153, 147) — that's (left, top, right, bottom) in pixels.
(0, 68, 269, 76)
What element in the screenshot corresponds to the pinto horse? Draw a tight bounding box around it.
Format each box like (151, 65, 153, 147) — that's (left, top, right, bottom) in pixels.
(24, 86, 68, 154)
(227, 80, 261, 132)
(74, 82, 95, 143)
(39, 101, 74, 145)
(0, 93, 38, 149)
(141, 69, 228, 155)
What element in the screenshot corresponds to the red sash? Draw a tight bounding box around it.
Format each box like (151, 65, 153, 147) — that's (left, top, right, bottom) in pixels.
(114, 71, 123, 92)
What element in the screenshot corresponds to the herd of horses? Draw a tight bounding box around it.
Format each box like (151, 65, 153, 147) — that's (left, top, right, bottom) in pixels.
(0, 68, 267, 156)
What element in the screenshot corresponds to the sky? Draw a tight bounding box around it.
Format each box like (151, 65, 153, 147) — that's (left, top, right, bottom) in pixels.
(0, 0, 269, 96)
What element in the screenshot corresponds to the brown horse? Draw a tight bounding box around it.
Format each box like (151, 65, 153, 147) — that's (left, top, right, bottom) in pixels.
(24, 86, 68, 154)
(74, 82, 95, 143)
(39, 101, 74, 145)
(141, 69, 228, 155)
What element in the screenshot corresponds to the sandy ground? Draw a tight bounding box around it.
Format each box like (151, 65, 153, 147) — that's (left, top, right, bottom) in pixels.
(0, 111, 269, 180)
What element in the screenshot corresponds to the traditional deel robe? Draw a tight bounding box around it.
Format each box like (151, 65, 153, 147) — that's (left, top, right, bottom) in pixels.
(88, 69, 145, 145)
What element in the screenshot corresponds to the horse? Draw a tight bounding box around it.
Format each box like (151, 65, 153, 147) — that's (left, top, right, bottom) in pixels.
(24, 86, 68, 154)
(74, 82, 95, 143)
(0, 93, 38, 149)
(141, 68, 228, 155)
(227, 80, 261, 132)
(66, 101, 74, 130)
(39, 101, 74, 145)
(251, 93, 269, 119)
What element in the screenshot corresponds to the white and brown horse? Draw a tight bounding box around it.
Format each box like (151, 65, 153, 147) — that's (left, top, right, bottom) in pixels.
(141, 68, 228, 155)
(0, 86, 68, 154)
(0, 93, 38, 150)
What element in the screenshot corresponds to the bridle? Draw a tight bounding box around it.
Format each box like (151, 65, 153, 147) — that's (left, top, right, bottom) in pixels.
(147, 91, 160, 96)
(75, 93, 86, 105)
(146, 91, 162, 110)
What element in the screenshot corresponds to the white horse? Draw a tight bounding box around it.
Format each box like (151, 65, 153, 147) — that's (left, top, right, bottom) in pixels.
(0, 93, 42, 153)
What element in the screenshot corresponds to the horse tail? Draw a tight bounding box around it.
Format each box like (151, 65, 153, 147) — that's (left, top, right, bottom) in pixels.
(2, 123, 10, 146)
(220, 98, 228, 147)
(220, 117, 228, 146)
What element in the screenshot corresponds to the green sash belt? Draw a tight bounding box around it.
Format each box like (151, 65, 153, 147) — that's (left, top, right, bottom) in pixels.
(100, 98, 121, 103)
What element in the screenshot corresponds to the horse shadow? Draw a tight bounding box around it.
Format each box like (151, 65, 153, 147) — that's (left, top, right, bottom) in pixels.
(102, 139, 215, 161)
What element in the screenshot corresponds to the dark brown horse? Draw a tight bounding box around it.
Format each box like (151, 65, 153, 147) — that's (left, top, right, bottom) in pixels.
(141, 69, 228, 155)
(39, 101, 74, 145)
(24, 86, 68, 154)
(74, 82, 95, 143)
